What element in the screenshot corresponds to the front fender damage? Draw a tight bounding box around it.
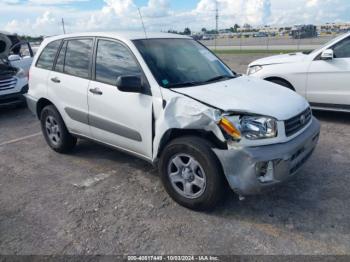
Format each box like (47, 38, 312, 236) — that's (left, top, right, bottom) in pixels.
(152, 96, 226, 160)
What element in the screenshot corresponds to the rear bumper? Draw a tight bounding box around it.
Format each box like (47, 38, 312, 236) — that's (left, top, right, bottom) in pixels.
(24, 93, 38, 117)
(213, 117, 320, 195)
(0, 84, 28, 107)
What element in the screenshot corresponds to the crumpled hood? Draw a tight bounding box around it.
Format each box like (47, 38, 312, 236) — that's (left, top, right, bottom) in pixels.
(249, 52, 307, 67)
(171, 76, 309, 120)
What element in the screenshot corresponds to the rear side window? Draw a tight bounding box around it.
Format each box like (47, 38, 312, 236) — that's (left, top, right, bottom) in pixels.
(333, 37, 350, 58)
(64, 39, 93, 79)
(95, 40, 141, 85)
(36, 40, 61, 70)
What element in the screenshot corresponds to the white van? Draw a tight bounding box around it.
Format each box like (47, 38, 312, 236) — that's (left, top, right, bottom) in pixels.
(26, 32, 320, 210)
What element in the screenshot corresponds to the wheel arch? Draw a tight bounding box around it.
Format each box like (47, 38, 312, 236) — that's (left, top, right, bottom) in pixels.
(264, 76, 295, 91)
(156, 128, 227, 160)
(36, 98, 54, 119)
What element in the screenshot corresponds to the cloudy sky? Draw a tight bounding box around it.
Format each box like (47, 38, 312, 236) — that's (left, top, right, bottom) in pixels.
(0, 0, 349, 36)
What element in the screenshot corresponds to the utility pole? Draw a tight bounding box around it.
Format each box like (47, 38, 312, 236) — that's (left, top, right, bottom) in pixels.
(61, 18, 66, 34)
(215, 0, 219, 50)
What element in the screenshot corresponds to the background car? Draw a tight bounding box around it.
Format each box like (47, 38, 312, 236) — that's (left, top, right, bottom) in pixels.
(247, 32, 350, 112)
(0, 31, 33, 107)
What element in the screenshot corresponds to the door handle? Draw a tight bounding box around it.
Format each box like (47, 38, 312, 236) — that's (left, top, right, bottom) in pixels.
(51, 77, 60, 83)
(89, 87, 103, 95)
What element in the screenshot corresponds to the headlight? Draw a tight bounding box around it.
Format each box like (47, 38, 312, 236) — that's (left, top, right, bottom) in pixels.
(218, 115, 277, 140)
(240, 116, 277, 140)
(247, 65, 262, 75)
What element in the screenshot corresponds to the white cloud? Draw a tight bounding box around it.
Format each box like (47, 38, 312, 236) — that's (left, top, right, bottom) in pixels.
(1, 0, 350, 36)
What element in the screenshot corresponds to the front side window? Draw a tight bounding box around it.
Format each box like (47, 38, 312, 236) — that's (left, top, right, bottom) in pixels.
(64, 39, 93, 78)
(95, 40, 141, 86)
(133, 38, 234, 88)
(36, 40, 61, 70)
(333, 37, 350, 58)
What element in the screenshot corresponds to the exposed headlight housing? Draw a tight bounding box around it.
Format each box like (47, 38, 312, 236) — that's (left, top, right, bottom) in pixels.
(240, 116, 277, 140)
(247, 65, 262, 75)
(218, 115, 277, 140)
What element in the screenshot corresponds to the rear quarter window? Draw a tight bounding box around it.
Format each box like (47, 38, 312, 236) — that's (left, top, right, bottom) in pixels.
(36, 40, 61, 70)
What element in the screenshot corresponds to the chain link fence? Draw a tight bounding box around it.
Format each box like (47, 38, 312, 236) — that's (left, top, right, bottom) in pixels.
(200, 34, 342, 51)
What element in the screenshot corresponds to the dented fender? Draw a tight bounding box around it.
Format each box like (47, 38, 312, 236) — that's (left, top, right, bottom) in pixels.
(152, 93, 226, 161)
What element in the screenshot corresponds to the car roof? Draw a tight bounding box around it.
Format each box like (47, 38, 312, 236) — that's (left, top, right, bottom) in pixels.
(45, 31, 191, 42)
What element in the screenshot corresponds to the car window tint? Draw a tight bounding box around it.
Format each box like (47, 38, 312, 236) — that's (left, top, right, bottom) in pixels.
(55, 41, 67, 73)
(333, 37, 350, 58)
(95, 40, 141, 86)
(36, 40, 61, 70)
(64, 39, 93, 78)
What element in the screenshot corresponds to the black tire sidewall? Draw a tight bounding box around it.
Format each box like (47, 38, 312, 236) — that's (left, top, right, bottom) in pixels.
(159, 137, 225, 210)
(40, 105, 76, 153)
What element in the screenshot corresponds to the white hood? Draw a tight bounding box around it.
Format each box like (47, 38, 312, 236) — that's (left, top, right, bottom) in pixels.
(249, 52, 307, 67)
(171, 76, 309, 121)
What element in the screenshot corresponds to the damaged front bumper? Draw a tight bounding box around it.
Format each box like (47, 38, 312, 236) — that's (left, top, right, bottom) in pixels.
(213, 117, 320, 196)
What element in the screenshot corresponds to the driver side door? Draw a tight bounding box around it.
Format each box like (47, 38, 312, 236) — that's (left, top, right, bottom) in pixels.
(88, 38, 153, 161)
(307, 37, 350, 108)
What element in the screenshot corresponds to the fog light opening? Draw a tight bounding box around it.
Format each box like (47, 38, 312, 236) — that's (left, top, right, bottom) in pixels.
(256, 161, 275, 183)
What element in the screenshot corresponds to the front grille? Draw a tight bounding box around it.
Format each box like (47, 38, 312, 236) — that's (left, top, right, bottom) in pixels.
(0, 77, 17, 91)
(285, 107, 312, 137)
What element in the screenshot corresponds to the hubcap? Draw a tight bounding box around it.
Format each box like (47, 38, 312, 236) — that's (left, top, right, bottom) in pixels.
(167, 154, 206, 199)
(45, 116, 61, 146)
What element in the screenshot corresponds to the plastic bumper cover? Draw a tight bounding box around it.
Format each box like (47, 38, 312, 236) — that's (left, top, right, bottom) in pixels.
(0, 84, 28, 107)
(213, 117, 320, 195)
(25, 94, 38, 117)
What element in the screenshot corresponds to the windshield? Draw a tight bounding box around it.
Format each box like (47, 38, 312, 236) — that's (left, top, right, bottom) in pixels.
(309, 34, 348, 55)
(133, 38, 235, 88)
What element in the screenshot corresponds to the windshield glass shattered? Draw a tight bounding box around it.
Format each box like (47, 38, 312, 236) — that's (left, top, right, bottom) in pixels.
(133, 38, 235, 88)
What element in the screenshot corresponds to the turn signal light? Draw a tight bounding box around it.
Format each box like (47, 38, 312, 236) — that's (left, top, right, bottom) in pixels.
(219, 117, 241, 140)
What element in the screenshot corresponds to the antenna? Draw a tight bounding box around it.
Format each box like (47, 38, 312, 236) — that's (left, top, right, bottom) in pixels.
(215, 0, 219, 50)
(61, 18, 66, 34)
(138, 8, 148, 38)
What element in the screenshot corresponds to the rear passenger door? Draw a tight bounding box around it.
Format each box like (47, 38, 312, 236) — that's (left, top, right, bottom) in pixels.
(88, 39, 153, 160)
(47, 38, 93, 136)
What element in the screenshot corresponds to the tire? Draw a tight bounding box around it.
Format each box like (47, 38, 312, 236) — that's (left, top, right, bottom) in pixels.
(159, 136, 226, 211)
(40, 105, 77, 153)
(269, 78, 294, 90)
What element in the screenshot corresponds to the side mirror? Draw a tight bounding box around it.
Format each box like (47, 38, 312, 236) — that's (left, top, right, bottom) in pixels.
(8, 54, 21, 62)
(321, 49, 334, 60)
(116, 75, 142, 93)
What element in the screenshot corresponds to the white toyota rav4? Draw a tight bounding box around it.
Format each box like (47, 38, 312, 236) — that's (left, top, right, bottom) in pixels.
(26, 32, 320, 210)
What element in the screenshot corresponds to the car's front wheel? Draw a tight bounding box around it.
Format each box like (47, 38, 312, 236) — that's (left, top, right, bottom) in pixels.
(40, 105, 77, 153)
(159, 136, 226, 210)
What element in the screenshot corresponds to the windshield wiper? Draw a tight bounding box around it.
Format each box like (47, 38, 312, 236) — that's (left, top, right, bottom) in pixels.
(166, 81, 203, 88)
(204, 75, 235, 84)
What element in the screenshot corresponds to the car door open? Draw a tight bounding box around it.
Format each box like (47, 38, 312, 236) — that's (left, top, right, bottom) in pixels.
(88, 39, 153, 160)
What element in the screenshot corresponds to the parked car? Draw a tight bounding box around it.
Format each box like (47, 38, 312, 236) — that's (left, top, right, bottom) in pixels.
(26, 32, 320, 210)
(0, 31, 34, 107)
(247, 32, 350, 112)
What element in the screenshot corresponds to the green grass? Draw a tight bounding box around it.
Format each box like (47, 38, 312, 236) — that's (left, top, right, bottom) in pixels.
(213, 49, 311, 55)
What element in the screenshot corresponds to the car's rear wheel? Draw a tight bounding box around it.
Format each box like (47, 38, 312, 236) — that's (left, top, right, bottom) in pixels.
(159, 136, 226, 210)
(40, 105, 77, 153)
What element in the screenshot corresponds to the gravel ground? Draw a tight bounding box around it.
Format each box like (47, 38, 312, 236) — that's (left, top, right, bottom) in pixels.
(0, 54, 350, 255)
